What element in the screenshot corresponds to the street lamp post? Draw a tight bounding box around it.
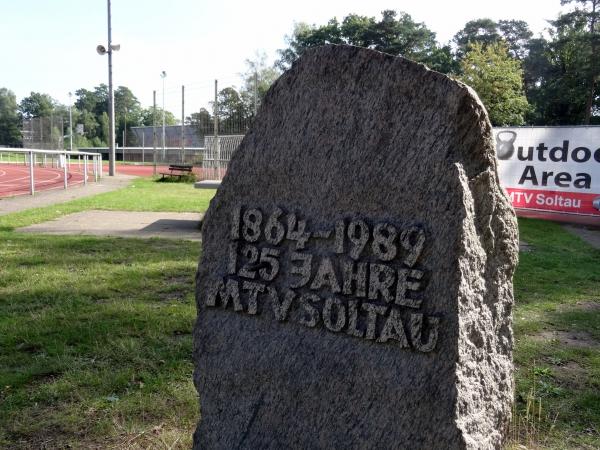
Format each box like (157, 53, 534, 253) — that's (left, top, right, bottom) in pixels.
(68, 92, 73, 152)
(161, 71, 167, 159)
(96, 0, 120, 176)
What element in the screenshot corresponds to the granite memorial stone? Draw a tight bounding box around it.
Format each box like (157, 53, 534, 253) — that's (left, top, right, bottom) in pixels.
(193, 45, 519, 449)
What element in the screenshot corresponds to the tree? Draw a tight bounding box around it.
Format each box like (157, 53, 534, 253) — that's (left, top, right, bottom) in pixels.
(187, 108, 214, 135)
(453, 19, 501, 60)
(556, 0, 599, 123)
(521, 37, 554, 123)
(18, 92, 56, 118)
(498, 20, 533, 60)
(73, 87, 106, 145)
(140, 107, 177, 127)
(459, 42, 530, 125)
(114, 86, 142, 146)
(92, 84, 109, 117)
(213, 87, 251, 134)
(74, 88, 99, 115)
(276, 10, 454, 74)
(0, 88, 21, 146)
(240, 52, 282, 113)
(528, 19, 593, 124)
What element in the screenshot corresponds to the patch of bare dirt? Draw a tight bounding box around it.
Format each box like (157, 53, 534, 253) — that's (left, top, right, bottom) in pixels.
(552, 361, 588, 389)
(563, 225, 600, 250)
(575, 300, 600, 311)
(157, 290, 188, 302)
(165, 275, 192, 285)
(532, 331, 600, 349)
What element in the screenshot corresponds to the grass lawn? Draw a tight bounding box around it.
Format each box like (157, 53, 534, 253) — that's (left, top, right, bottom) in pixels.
(510, 219, 600, 449)
(0, 179, 599, 448)
(0, 177, 216, 232)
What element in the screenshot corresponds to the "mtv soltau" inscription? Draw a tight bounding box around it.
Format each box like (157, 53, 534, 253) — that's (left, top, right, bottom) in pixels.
(205, 205, 440, 352)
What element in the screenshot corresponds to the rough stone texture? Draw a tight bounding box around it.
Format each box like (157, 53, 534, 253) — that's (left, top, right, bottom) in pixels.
(193, 45, 519, 449)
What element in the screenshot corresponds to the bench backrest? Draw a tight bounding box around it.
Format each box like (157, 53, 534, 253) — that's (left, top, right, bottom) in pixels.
(169, 165, 193, 172)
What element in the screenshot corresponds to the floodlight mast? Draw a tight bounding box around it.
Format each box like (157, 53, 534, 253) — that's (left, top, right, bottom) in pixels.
(161, 71, 167, 158)
(68, 92, 73, 152)
(107, 0, 116, 176)
(96, 0, 120, 176)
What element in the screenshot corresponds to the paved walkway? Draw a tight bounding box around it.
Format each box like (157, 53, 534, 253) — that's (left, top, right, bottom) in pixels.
(0, 174, 134, 216)
(18, 210, 202, 241)
(563, 225, 600, 250)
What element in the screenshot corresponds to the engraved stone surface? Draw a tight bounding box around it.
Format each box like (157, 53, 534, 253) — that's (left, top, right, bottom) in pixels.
(193, 45, 519, 449)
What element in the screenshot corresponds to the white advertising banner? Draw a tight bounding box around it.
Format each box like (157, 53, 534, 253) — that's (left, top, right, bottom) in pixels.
(494, 126, 600, 217)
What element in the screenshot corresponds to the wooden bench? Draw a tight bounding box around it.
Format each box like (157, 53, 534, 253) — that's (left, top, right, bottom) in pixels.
(159, 164, 193, 180)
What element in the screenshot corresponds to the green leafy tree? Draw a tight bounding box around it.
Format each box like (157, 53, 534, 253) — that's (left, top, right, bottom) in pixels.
(240, 52, 282, 114)
(74, 88, 99, 114)
(521, 37, 554, 123)
(454, 19, 534, 62)
(534, 21, 592, 124)
(18, 92, 56, 118)
(276, 10, 455, 74)
(498, 20, 534, 60)
(453, 19, 501, 60)
(459, 42, 530, 125)
(73, 87, 104, 145)
(141, 107, 177, 127)
(555, 0, 599, 123)
(0, 88, 22, 146)
(186, 108, 213, 136)
(340, 14, 377, 48)
(100, 112, 109, 145)
(92, 84, 109, 117)
(114, 86, 142, 146)
(212, 87, 251, 134)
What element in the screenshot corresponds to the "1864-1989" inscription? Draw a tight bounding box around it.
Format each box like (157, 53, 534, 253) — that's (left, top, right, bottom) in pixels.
(205, 205, 441, 353)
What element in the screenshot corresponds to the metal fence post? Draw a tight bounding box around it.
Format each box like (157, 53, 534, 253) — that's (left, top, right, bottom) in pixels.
(64, 152, 68, 190)
(153, 90, 157, 175)
(181, 85, 185, 163)
(29, 151, 35, 195)
(84, 155, 88, 185)
(214, 79, 219, 179)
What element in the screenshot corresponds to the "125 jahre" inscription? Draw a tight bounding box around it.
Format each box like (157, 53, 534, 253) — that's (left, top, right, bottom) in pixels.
(205, 205, 441, 352)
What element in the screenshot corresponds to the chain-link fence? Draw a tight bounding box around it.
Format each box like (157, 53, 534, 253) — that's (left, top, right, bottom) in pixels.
(110, 133, 244, 176)
(201, 135, 244, 180)
(119, 147, 204, 165)
(22, 117, 64, 150)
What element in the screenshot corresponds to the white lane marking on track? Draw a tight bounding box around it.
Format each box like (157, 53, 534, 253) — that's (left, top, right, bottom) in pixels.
(0, 166, 31, 184)
(0, 166, 69, 189)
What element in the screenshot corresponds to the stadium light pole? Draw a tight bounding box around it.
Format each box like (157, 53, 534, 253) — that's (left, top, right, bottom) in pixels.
(96, 0, 120, 176)
(161, 71, 167, 158)
(68, 92, 73, 152)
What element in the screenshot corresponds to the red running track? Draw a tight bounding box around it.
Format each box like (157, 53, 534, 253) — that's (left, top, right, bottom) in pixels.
(0, 164, 85, 198)
(0, 163, 218, 198)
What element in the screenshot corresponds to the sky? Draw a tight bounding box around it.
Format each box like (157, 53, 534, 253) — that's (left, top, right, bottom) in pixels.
(1, 0, 567, 118)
